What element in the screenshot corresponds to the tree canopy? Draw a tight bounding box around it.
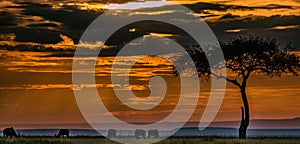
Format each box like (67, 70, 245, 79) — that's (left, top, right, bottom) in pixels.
(180, 36, 300, 82)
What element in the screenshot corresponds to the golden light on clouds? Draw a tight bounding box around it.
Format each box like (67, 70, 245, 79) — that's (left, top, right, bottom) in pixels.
(225, 29, 243, 33)
(55, 34, 75, 49)
(149, 33, 176, 37)
(52, 2, 107, 11)
(0, 33, 16, 41)
(0, 33, 75, 50)
(129, 28, 136, 32)
(269, 25, 300, 30)
(129, 10, 176, 16)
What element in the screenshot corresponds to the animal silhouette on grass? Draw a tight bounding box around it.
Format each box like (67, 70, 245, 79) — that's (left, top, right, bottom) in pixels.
(3, 127, 20, 139)
(134, 129, 146, 139)
(148, 129, 159, 138)
(55, 129, 69, 138)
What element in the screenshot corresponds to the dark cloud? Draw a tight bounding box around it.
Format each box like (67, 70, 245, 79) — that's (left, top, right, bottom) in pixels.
(0, 1, 103, 44)
(260, 4, 294, 9)
(18, 1, 101, 30)
(27, 23, 61, 28)
(0, 1, 299, 54)
(209, 15, 300, 49)
(219, 14, 241, 20)
(0, 44, 74, 52)
(184, 2, 229, 12)
(211, 15, 299, 33)
(0, 11, 18, 26)
(184, 2, 295, 12)
(12, 28, 62, 44)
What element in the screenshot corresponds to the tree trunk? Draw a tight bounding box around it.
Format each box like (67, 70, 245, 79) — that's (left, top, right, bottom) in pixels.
(239, 87, 249, 139)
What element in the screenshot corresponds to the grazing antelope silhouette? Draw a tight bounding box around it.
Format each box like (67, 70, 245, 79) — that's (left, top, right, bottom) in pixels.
(55, 129, 69, 138)
(134, 129, 146, 139)
(148, 129, 159, 138)
(3, 127, 20, 139)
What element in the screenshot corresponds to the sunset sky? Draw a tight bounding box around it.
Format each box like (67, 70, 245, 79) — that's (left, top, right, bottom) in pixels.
(0, 0, 299, 129)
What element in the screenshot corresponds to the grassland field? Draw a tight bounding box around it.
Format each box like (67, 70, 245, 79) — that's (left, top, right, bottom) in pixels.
(1, 137, 300, 144)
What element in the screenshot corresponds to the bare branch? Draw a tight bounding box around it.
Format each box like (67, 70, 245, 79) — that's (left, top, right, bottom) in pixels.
(211, 73, 242, 88)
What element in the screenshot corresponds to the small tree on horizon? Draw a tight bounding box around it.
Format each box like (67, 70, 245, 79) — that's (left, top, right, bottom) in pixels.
(175, 36, 300, 139)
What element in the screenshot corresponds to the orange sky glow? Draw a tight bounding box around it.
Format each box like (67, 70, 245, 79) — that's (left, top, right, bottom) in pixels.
(0, 50, 299, 126)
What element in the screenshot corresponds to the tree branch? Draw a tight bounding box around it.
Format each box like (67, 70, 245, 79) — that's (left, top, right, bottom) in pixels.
(211, 73, 242, 88)
(227, 78, 242, 88)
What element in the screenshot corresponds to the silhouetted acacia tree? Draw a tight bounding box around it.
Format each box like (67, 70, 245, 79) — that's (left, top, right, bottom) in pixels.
(175, 36, 300, 139)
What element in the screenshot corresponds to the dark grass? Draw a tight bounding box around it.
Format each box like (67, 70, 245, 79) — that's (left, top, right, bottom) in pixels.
(1, 137, 300, 144)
